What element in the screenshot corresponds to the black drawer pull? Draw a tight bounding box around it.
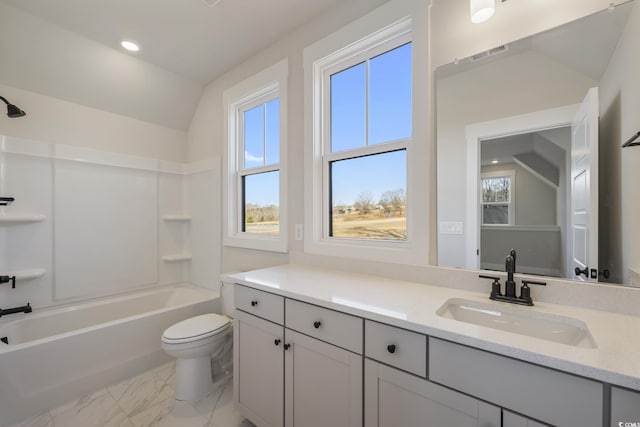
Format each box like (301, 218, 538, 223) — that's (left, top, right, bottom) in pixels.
(274, 339, 281, 346)
(313, 321, 322, 329)
(251, 300, 258, 307)
(284, 343, 291, 350)
(387, 344, 397, 354)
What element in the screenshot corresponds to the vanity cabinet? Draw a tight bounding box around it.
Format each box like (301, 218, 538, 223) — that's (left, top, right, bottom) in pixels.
(233, 309, 284, 427)
(364, 359, 501, 427)
(364, 320, 500, 427)
(610, 387, 640, 427)
(234, 285, 363, 427)
(502, 411, 547, 427)
(429, 337, 603, 427)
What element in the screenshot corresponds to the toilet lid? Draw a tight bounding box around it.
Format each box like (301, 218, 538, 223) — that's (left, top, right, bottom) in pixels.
(162, 314, 230, 342)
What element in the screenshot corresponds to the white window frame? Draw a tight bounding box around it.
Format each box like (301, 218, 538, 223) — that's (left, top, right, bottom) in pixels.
(480, 170, 516, 226)
(303, 4, 429, 265)
(223, 59, 288, 252)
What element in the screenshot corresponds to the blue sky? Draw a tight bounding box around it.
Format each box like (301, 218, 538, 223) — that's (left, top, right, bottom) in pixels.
(244, 42, 412, 208)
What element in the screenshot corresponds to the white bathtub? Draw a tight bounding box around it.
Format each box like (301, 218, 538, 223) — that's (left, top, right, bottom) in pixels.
(0, 284, 218, 427)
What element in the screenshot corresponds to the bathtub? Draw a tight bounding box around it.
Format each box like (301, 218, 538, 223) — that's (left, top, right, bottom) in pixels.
(0, 284, 219, 427)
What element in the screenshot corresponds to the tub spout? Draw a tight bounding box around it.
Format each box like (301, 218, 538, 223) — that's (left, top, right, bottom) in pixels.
(0, 303, 32, 317)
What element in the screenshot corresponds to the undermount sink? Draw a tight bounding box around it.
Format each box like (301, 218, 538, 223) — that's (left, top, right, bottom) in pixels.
(436, 298, 597, 348)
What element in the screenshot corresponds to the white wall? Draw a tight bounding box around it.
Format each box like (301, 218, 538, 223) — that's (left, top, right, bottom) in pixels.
(0, 84, 187, 162)
(599, 1, 640, 284)
(0, 1, 202, 131)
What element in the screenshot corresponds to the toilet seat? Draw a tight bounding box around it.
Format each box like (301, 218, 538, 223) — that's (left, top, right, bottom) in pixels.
(162, 313, 231, 345)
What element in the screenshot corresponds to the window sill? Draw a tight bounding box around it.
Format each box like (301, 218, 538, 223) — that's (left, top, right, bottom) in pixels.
(224, 234, 288, 253)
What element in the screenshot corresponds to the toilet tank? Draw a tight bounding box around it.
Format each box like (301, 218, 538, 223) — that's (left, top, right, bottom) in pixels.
(221, 281, 235, 318)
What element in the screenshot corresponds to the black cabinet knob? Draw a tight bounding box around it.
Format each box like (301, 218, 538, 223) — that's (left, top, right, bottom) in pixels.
(387, 344, 396, 354)
(251, 300, 258, 307)
(274, 339, 281, 346)
(313, 321, 322, 329)
(284, 343, 291, 350)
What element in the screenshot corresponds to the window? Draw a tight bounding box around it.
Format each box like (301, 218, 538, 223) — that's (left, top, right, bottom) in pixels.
(481, 171, 515, 225)
(328, 43, 411, 241)
(223, 59, 287, 252)
(304, 11, 429, 264)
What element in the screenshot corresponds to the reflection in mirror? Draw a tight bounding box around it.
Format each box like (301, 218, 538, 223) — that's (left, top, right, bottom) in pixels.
(436, 1, 638, 285)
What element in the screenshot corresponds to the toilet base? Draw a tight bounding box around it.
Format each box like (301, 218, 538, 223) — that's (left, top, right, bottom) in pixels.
(174, 356, 213, 401)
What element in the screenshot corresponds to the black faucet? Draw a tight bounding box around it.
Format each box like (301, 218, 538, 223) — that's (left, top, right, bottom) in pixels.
(0, 275, 16, 288)
(479, 250, 546, 306)
(0, 303, 32, 317)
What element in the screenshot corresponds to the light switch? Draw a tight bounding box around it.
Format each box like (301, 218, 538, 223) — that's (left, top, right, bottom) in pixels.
(439, 221, 464, 235)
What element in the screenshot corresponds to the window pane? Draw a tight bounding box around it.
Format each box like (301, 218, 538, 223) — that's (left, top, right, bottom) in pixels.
(330, 150, 406, 240)
(482, 177, 510, 203)
(483, 204, 509, 225)
(369, 43, 412, 145)
(244, 105, 264, 169)
(331, 62, 366, 152)
(265, 98, 280, 165)
(243, 171, 279, 234)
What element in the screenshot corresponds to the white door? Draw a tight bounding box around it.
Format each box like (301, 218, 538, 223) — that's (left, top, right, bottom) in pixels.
(570, 87, 599, 282)
(234, 310, 284, 427)
(284, 329, 362, 427)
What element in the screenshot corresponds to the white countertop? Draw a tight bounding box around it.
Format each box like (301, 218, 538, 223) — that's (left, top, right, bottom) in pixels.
(226, 263, 640, 391)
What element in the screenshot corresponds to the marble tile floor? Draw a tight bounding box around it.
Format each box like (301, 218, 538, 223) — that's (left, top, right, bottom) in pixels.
(9, 362, 255, 427)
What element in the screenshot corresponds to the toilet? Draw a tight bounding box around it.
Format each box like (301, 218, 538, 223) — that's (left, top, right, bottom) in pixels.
(161, 281, 234, 401)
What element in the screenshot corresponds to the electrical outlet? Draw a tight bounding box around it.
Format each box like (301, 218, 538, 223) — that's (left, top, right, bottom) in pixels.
(295, 224, 303, 241)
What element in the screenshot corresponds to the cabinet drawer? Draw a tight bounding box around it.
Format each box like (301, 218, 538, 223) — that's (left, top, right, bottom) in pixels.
(429, 338, 603, 427)
(285, 299, 363, 354)
(235, 284, 284, 325)
(365, 320, 427, 377)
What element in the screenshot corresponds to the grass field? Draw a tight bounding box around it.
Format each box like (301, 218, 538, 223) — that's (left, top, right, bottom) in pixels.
(244, 213, 406, 240)
(332, 212, 406, 240)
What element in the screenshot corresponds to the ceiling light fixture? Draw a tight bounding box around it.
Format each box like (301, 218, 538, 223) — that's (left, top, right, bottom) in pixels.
(470, 0, 495, 24)
(491, 160, 499, 164)
(120, 40, 140, 52)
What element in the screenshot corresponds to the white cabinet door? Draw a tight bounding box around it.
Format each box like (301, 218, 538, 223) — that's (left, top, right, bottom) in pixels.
(611, 387, 640, 427)
(503, 410, 547, 427)
(364, 359, 501, 427)
(234, 310, 284, 427)
(284, 329, 362, 427)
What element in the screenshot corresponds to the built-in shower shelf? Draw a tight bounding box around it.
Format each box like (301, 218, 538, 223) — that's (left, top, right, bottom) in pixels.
(162, 215, 192, 222)
(162, 254, 193, 262)
(5, 269, 46, 281)
(0, 214, 46, 224)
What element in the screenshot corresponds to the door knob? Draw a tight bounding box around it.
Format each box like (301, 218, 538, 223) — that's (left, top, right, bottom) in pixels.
(274, 339, 281, 346)
(574, 267, 588, 277)
(250, 300, 258, 307)
(313, 321, 321, 329)
(387, 344, 396, 354)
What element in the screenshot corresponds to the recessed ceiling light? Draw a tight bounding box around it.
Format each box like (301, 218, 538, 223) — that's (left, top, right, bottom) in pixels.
(491, 160, 499, 164)
(120, 40, 140, 52)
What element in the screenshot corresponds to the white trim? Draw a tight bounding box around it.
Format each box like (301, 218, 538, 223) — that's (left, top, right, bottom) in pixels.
(481, 225, 560, 232)
(465, 104, 578, 269)
(222, 58, 288, 253)
(304, 1, 429, 264)
(0, 135, 216, 175)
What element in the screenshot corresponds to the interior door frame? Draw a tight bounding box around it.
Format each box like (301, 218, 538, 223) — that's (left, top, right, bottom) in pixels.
(465, 104, 579, 271)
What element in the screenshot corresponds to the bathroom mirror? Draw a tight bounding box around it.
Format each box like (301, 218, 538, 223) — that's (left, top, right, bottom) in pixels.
(436, 1, 636, 284)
